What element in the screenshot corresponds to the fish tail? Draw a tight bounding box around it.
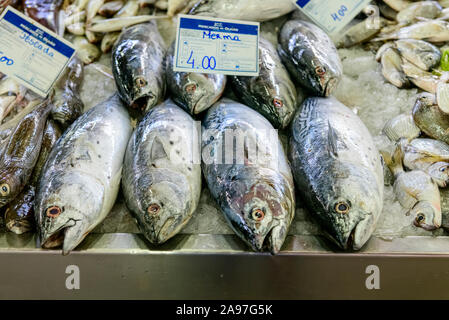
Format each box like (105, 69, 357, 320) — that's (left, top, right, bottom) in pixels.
(380, 145, 404, 176)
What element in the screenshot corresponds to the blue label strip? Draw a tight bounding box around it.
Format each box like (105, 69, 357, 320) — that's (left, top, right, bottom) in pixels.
(3, 10, 74, 58)
(179, 17, 258, 36)
(296, 0, 311, 8)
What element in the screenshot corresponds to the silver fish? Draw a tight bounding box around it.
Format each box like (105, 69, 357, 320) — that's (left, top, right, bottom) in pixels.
(202, 98, 295, 253)
(112, 22, 166, 114)
(396, 1, 442, 25)
(395, 39, 441, 71)
(122, 100, 201, 244)
(289, 97, 384, 250)
(188, 0, 296, 22)
(35, 94, 132, 255)
(231, 37, 297, 129)
(165, 42, 226, 115)
(278, 19, 342, 97)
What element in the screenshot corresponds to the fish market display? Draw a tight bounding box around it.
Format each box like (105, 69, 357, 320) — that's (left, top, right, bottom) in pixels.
(5, 120, 61, 234)
(35, 94, 132, 254)
(231, 37, 298, 129)
(122, 100, 201, 244)
(202, 99, 295, 253)
(383, 113, 421, 142)
(289, 97, 384, 250)
(0, 76, 27, 122)
(278, 19, 343, 97)
(23, 0, 63, 32)
(112, 22, 166, 114)
(165, 43, 226, 115)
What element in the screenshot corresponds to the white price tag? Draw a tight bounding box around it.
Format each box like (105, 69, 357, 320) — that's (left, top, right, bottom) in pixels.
(0, 7, 76, 97)
(173, 14, 260, 76)
(294, 0, 372, 35)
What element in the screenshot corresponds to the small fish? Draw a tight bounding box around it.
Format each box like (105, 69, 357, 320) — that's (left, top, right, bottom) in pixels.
(396, 1, 442, 25)
(86, 0, 104, 23)
(51, 56, 84, 129)
(100, 31, 120, 53)
(278, 19, 342, 97)
(336, 17, 388, 48)
(5, 120, 61, 234)
(0, 77, 27, 122)
(65, 0, 89, 16)
(289, 97, 384, 250)
(413, 92, 449, 144)
(85, 15, 105, 43)
(122, 100, 201, 244)
(165, 42, 226, 115)
(382, 146, 441, 231)
(383, 113, 421, 142)
(401, 58, 441, 93)
(72, 36, 100, 64)
(114, 0, 139, 17)
(437, 81, 449, 114)
(24, 0, 63, 32)
(64, 10, 86, 26)
(86, 15, 166, 32)
(374, 20, 449, 42)
(381, 47, 410, 88)
(231, 37, 297, 129)
(112, 22, 166, 114)
(383, 0, 411, 12)
(188, 0, 296, 22)
(402, 138, 449, 165)
(0, 98, 52, 207)
(378, 1, 399, 20)
(395, 39, 441, 71)
(66, 22, 85, 35)
(98, 0, 123, 17)
(202, 99, 296, 253)
(35, 94, 132, 255)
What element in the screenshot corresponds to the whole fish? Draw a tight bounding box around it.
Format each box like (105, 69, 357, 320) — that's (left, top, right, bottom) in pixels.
(23, 0, 63, 32)
(396, 1, 442, 25)
(383, 113, 421, 142)
(188, 0, 296, 22)
(202, 99, 296, 253)
(382, 146, 441, 231)
(278, 19, 342, 97)
(381, 47, 410, 88)
(231, 37, 297, 129)
(413, 92, 449, 144)
(122, 100, 201, 244)
(165, 42, 226, 115)
(51, 56, 84, 129)
(72, 36, 100, 64)
(395, 39, 441, 71)
(402, 138, 449, 167)
(35, 94, 132, 254)
(335, 17, 388, 49)
(112, 22, 166, 114)
(87, 15, 165, 33)
(374, 20, 449, 42)
(86, 0, 104, 23)
(5, 120, 61, 234)
(0, 98, 52, 207)
(401, 58, 441, 93)
(289, 97, 384, 250)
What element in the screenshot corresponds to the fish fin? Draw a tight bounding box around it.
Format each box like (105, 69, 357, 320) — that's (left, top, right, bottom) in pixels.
(150, 136, 169, 161)
(380, 145, 404, 176)
(327, 121, 345, 158)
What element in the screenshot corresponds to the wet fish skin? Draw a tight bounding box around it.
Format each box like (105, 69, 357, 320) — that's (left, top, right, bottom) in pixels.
(35, 94, 132, 255)
(396, 1, 442, 25)
(278, 19, 342, 97)
(99, 0, 123, 17)
(395, 39, 441, 71)
(72, 36, 101, 64)
(231, 37, 297, 129)
(188, 0, 296, 22)
(289, 97, 384, 250)
(122, 100, 201, 244)
(413, 93, 449, 144)
(165, 42, 226, 115)
(381, 47, 410, 88)
(202, 99, 295, 254)
(112, 22, 166, 115)
(0, 98, 52, 208)
(374, 20, 449, 42)
(23, 0, 63, 32)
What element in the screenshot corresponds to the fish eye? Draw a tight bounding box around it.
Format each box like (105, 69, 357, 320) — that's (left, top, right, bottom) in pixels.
(416, 213, 425, 224)
(135, 76, 147, 88)
(335, 202, 350, 214)
(185, 83, 197, 93)
(273, 98, 283, 108)
(440, 166, 448, 172)
(0, 183, 10, 196)
(251, 209, 265, 221)
(46, 206, 62, 218)
(315, 66, 326, 76)
(147, 203, 161, 216)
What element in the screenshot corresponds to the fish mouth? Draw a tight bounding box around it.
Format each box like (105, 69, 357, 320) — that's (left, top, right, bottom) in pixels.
(251, 224, 280, 254)
(41, 228, 65, 249)
(413, 220, 439, 231)
(6, 219, 33, 235)
(131, 96, 151, 112)
(323, 78, 337, 97)
(192, 95, 207, 114)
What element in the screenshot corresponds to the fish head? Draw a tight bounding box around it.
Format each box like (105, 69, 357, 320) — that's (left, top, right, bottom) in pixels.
(427, 162, 449, 187)
(133, 171, 191, 244)
(179, 73, 222, 114)
(248, 75, 297, 129)
(303, 54, 339, 97)
(38, 174, 104, 255)
(411, 201, 441, 231)
(321, 165, 382, 251)
(0, 167, 22, 207)
(226, 172, 294, 254)
(127, 74, 161, 114)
